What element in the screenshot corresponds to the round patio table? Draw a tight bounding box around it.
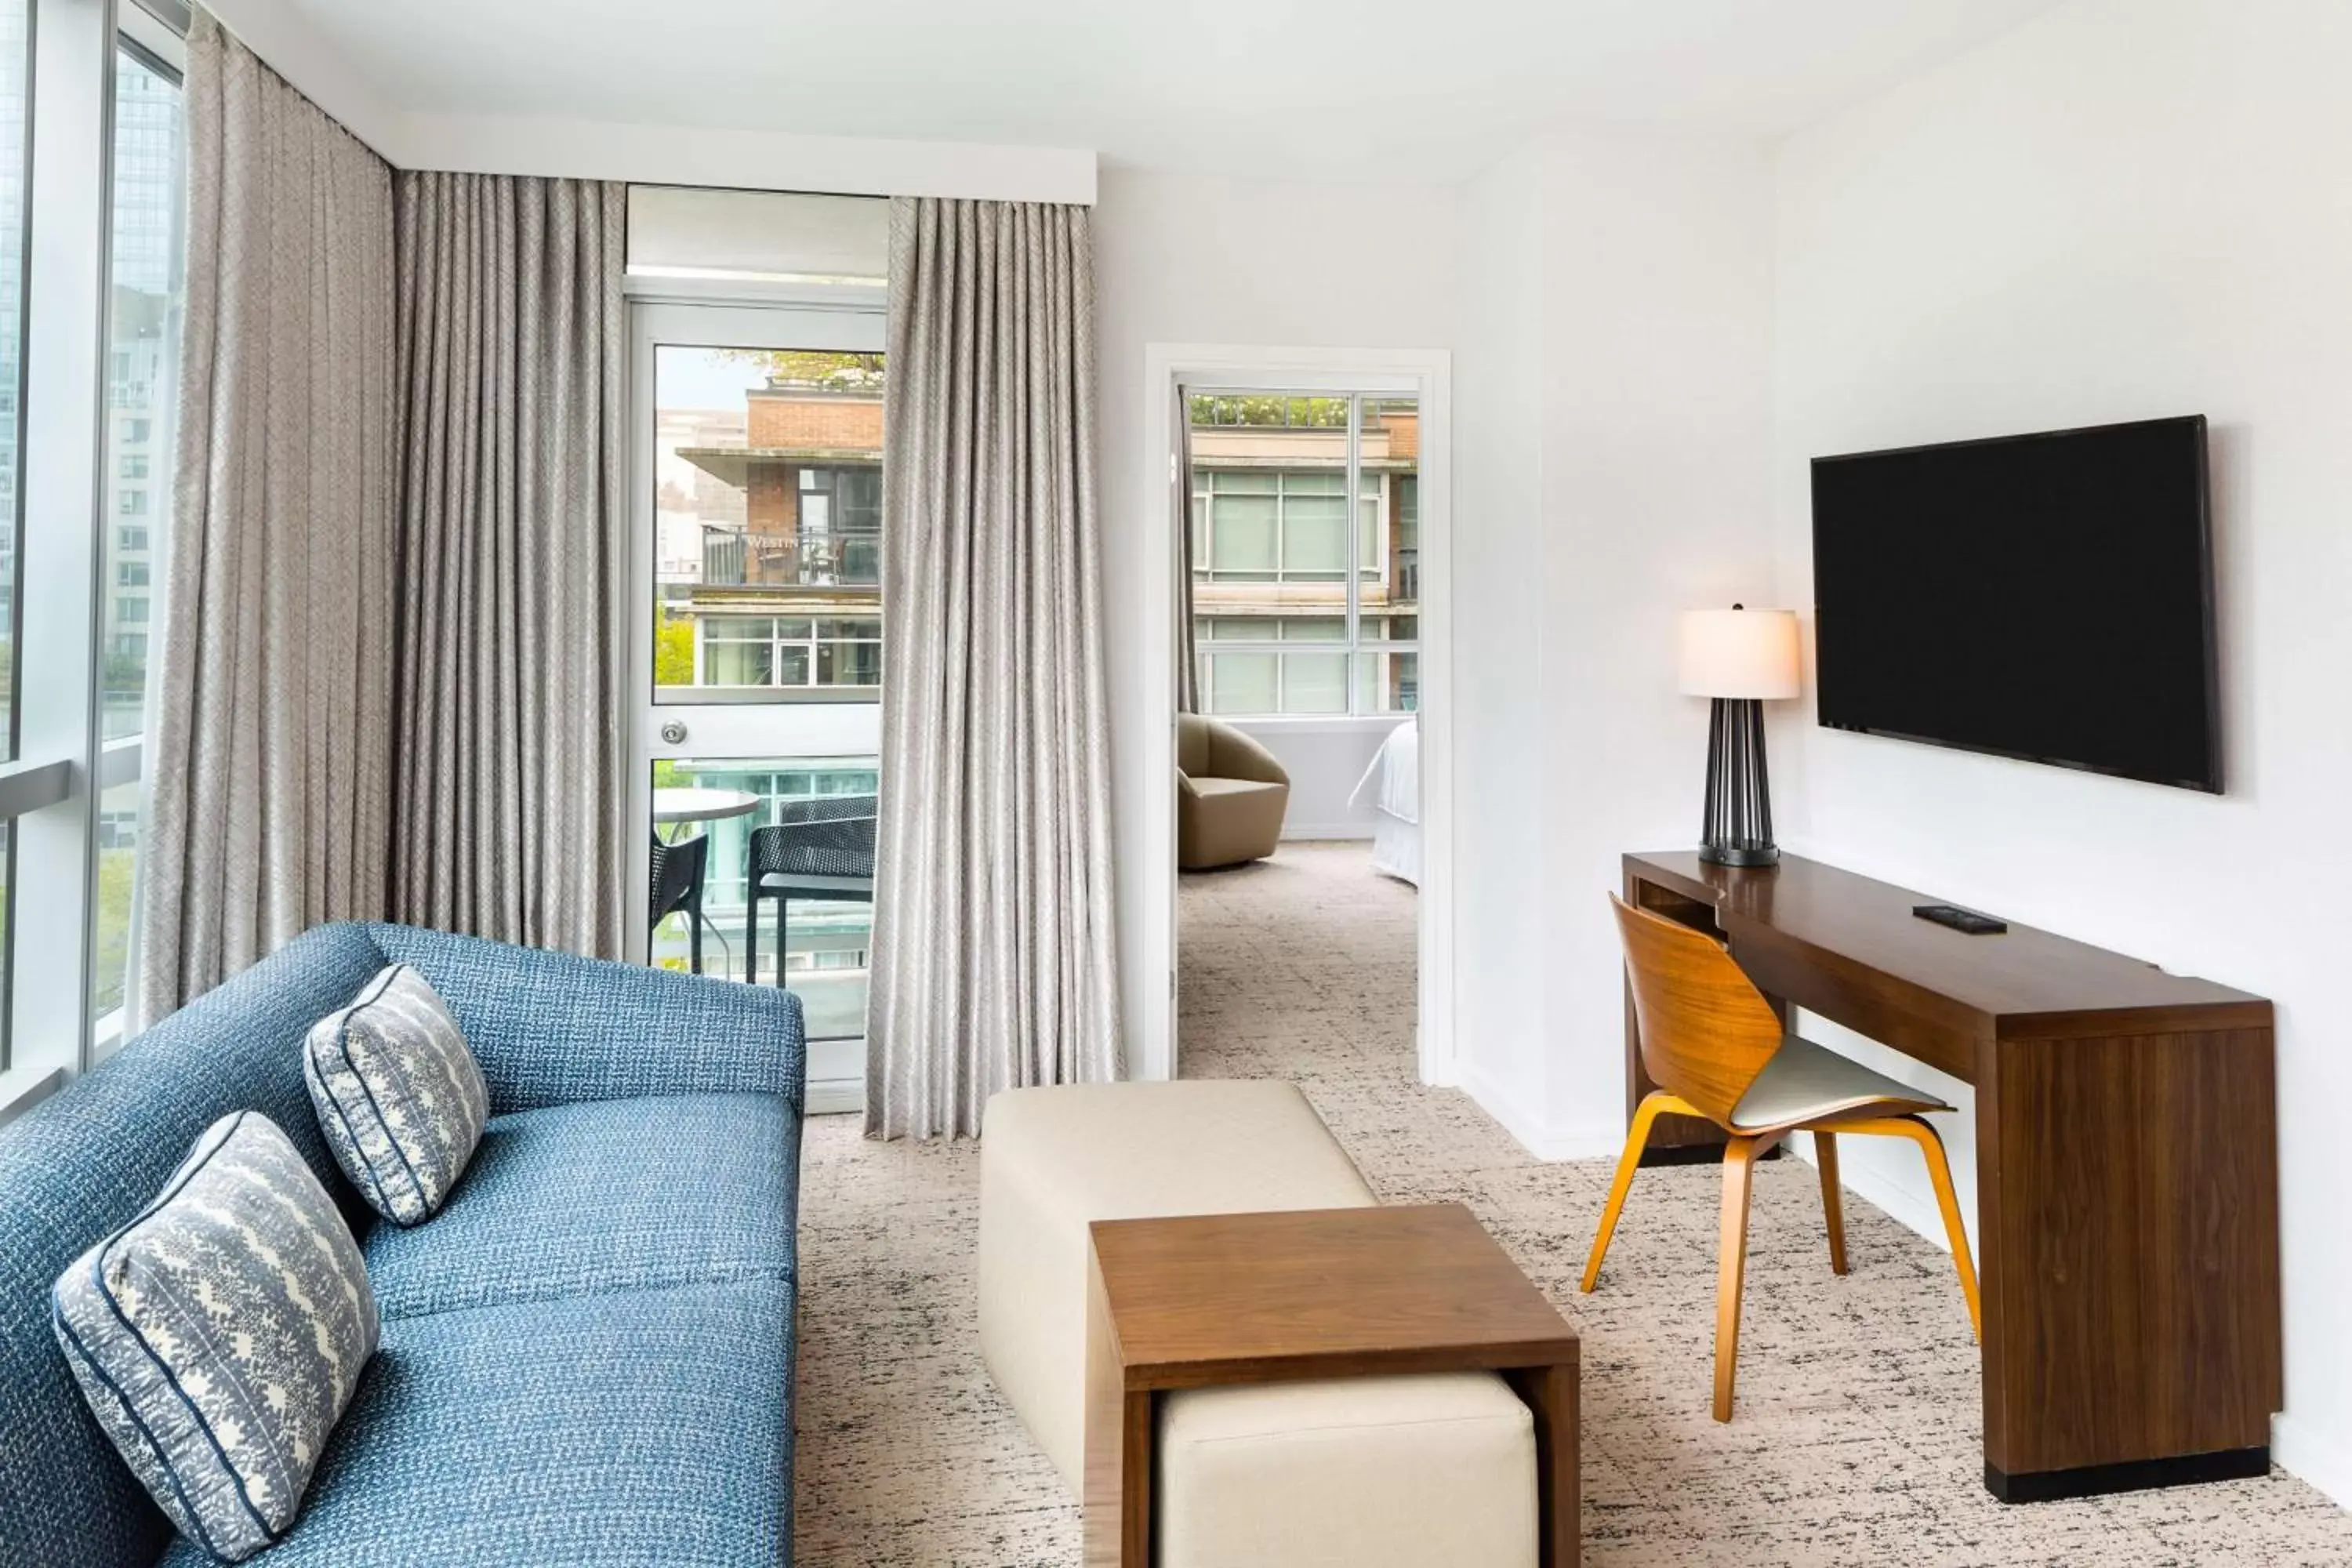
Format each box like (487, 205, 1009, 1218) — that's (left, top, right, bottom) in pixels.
(652, 786, 758, 843)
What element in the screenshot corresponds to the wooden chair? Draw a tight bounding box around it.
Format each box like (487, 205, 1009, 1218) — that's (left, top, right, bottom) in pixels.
(1586, 895, 1982, 1421)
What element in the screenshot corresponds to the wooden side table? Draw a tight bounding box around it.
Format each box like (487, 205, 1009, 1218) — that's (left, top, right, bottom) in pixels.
(1083, 1203, 1580, 1567)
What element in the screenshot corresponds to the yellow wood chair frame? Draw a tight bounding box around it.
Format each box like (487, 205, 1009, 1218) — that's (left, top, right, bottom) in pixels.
(1586, 895, 1982, 1421)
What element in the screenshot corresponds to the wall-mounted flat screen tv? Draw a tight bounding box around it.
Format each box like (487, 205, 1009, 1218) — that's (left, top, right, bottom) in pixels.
(1811, 415, 2220, 793)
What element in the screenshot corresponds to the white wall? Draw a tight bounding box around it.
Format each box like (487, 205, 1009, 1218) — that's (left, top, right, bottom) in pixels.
(1226, 719, 1399, 839)
(1452, 132, 1778, 1155)
(1094, 169, 1462, 1059)
(1771, 0, 2352, 1502)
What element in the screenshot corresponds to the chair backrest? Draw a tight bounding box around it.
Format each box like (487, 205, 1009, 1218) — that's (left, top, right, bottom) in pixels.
(1174, 713, 1287, 787)
(750, 795, 879, 880)
(1175, 711, 1210, 777)
(1610, 895, 1784, 1127)
(0, 923, 388, 1568)
(649, 830, 709, 927)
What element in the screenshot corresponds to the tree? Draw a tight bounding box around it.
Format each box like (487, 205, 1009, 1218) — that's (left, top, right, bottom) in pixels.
(1187, 393, 1348, 429)
(655, 613, 695, 689)
(718, 349, 885, 391)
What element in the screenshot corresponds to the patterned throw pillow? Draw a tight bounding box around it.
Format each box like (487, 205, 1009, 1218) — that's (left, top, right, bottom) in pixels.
(304, 963, 490, 1226)
(52, 1112, 379, 1564)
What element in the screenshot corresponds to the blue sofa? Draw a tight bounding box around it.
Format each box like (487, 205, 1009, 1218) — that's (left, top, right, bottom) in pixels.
(0, 922, 806, 1568)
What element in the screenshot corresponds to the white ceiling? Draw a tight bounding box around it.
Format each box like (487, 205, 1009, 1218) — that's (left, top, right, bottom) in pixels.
(286, 0, 2067, 182)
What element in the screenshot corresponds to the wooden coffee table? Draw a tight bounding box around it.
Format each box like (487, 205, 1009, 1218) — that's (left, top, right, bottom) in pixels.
(1083, 1203, 1580, 1567)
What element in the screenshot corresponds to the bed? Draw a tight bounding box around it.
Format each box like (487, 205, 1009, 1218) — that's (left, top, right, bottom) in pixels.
(1349, 717, 1421, 887)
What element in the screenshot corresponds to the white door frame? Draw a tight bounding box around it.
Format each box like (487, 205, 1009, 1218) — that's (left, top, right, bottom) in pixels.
(1137, 343, 1455, 1088)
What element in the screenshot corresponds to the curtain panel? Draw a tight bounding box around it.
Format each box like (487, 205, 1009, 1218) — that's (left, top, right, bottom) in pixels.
(866, 196, 1123, 1139)
(136, 13, 398, 1027)
(386, 173, 628, 959)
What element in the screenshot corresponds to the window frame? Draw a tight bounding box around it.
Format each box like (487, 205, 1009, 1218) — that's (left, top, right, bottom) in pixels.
(1185, 389, 1420, 720)
(1, 0, 187, 1114)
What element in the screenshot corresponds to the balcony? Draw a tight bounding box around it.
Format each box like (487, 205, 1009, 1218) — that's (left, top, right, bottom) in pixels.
(702, 528, 879, 591)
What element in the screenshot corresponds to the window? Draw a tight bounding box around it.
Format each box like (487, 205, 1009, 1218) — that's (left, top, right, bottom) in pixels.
(652, 344, 884, 700)
(649, 757, 877, 1042)
(1188, 392, 1421, 717)
(0, 0, 24, 770)
(0, 2, 183, 1088)
(90, 34, 185, 1023)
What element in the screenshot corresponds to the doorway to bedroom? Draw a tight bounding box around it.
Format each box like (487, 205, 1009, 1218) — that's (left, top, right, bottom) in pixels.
(1150, 354, 1450, 1095)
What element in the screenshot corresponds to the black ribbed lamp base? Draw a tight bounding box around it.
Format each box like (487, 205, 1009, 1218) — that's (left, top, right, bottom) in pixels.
(1699, 696, 1779, 868)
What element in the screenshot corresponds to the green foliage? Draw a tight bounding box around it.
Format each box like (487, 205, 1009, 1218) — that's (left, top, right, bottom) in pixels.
(1187, 394, 1348, 430)
(93, 845, 135, 1013)
(654, 613, 695, 689)
(719, 349, 885, 391)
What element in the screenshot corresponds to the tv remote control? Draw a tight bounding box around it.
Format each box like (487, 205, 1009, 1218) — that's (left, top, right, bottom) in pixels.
(1913, 903, 2008, 935)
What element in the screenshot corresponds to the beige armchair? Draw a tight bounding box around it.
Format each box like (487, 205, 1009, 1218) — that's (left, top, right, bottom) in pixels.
(1176, 714, 1290, 869)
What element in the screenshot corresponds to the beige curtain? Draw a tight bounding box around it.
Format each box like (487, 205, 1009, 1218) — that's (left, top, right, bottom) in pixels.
(136, 13, 397, 1027)
(866, 197, 1123, 1139)
(386, 173, 627, 959)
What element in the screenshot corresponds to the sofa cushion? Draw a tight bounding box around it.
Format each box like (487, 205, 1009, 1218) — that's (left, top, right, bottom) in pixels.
(53, 1112, 381, 1563)
(157, 1279, 793, 1568)
(363, 1093, 798, 1320)
(0, 924, 389, 1568)
(306, 964, 492, 1226)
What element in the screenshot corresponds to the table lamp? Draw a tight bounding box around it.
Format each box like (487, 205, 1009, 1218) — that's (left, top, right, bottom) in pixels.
(1679, 604, 1800, 866)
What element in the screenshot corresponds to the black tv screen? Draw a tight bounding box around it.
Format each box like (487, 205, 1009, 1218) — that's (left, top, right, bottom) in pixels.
(1811, 416, 2220, 793)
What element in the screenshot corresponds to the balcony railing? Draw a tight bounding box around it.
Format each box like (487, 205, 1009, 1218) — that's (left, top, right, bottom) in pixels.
(702, 528, 880, 590)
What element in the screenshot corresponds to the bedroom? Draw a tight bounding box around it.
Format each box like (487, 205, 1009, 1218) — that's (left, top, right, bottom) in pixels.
(1167, 378, 1439, 1093)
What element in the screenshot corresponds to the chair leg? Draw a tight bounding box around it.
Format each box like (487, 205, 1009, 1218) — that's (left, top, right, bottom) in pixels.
(1714, 1135, 1762, 1422)
(745, 893, 760, 987)
(775, 897, 790, 989)
(688, 896, 704, 975)
(1815, 1131, 1849, 1276)
(1581, 1090, 1685, 1293)
(1819, 1115, 1983, 1341)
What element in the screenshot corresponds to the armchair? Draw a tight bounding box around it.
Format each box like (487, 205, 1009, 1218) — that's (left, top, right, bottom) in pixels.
(1175, 713, 1290, 869)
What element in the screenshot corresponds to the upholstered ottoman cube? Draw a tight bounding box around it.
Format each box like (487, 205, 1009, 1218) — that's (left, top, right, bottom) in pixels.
(979, 1080, 1378, 1488)
(1159, 1374, 1537, 1568)
(980, 1080, 1548, 1568)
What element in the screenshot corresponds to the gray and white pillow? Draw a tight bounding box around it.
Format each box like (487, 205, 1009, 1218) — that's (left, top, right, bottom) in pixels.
(303, 963, 489, 1227)
(52, 1112, 379, 1563)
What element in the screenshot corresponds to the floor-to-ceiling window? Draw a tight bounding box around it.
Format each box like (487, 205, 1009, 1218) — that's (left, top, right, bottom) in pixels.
(0, 0, 27, 1075)
(0, 0, 186, 1105)
(1188, 391, 1421, 717)
(93, 35, 186, 1022)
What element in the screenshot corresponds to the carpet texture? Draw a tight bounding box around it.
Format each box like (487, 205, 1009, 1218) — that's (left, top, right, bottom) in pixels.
(793, 840, 2350, 1565)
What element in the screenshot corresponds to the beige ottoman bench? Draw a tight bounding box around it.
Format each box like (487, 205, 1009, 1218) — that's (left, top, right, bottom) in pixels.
(979, 1080, 1539, 1567)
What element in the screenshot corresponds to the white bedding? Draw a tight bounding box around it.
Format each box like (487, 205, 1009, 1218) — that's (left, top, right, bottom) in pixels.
(1349, 718, 1421, 886)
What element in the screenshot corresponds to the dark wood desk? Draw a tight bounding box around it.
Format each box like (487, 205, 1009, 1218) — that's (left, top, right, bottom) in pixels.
(1623, 850, 2280, 1503)
(1083, 1204, 1580, 1566)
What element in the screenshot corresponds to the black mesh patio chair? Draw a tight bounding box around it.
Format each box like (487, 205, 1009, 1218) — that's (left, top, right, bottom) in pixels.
(744, 794, 878, 988)
(648, 829, 710, 975)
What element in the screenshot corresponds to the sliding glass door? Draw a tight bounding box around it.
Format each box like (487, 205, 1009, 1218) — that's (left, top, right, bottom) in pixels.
(629, 300, 884, 1111)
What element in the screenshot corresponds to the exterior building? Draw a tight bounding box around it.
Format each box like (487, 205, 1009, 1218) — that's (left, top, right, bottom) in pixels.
(662, 372, 884, 694)
(1188, 395, 1421, 716)
(100, 53, 184, 737)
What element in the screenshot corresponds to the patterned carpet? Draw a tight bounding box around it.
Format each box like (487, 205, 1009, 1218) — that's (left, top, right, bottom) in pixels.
(793, 840, 2352, 1565)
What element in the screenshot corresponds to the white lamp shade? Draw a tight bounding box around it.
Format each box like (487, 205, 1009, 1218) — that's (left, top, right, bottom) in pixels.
(1679, 608, 1800, 700)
